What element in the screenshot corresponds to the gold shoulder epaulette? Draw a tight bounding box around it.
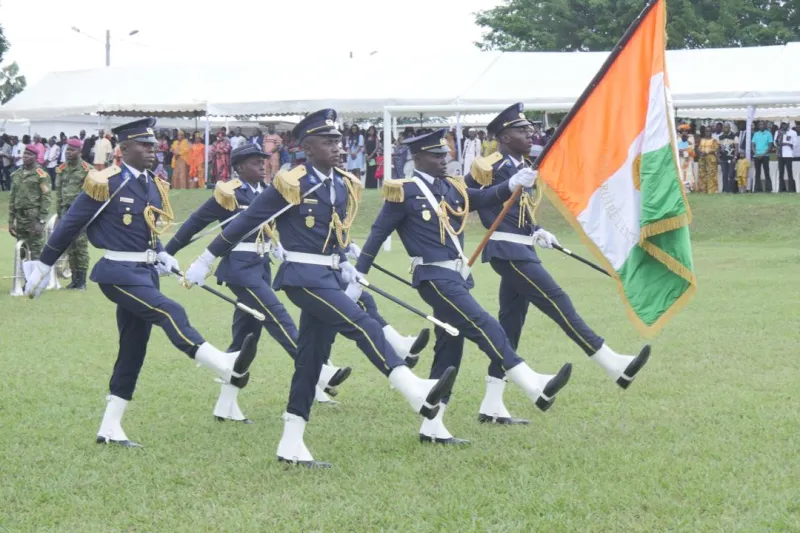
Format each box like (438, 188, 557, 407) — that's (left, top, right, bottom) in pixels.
(446, 175, 466, 186)
(274, 165, 306, 205)
(56, 162, 67, 173)
(214, 178, 243, 211)
(470, 152, 503, 186)
(36, 167, 48, 178)
(82, 165, 121, 201)
(382, 179, 411, 203)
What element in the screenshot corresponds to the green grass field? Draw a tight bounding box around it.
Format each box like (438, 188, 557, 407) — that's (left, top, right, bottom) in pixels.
(0, 190, 798, 532)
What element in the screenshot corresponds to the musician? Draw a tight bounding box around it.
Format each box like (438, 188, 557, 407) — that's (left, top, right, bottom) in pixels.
(166, 143, 353, 422)
(55, 138, 93, 290)
(185, 109, 455, 468)
(8, 145, 51, 260)
(24, 118, 258, 448)
(465, 103, 651, 425)
(355, 128, 572, 445)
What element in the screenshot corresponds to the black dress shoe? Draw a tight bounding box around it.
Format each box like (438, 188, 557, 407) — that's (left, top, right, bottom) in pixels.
(419, 434, 470, 446)
(215, 416, 254, 424)
(278, 457, 332, 469)
(325, 366, 352, 395)
(617, 344, 651, 390)
(420, 366, 457, 420)
(536, 363, 573, 412)
(96, 436, 143, 448)
(230, 333, 258, 389)
(405, 355, 420, 369)
(477, 413, 530, 425)
(409, 328, 431, 355)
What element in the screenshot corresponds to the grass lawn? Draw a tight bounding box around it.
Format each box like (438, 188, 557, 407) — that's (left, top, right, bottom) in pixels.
(0, 189, 798, 532)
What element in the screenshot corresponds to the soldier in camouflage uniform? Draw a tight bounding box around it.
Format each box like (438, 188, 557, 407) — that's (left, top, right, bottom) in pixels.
(9, 145, 51, 261)
(56, 138, 92, 289)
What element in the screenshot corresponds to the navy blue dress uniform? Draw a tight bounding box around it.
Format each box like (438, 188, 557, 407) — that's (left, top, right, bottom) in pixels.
(356, 128, 572, 444)
(188, 109, 455, 467)
(33, 118, 257, 447)
(166, 143, 352, 420)
(465, 103, 650, 413)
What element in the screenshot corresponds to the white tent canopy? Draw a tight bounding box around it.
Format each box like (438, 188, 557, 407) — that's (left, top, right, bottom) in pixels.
(2, 45, 800, 120)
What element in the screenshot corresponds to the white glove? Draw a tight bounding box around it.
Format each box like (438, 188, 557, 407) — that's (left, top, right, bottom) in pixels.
(23, 260, 52, 298)
(533, 228, 560, 249)
(345, 242, 361, 261)
(184, 249, 215, 287)
(508, 168, 538, 191)
(156, 251, 179, 276)
(344, 282, 362, 302)
(340, 261, 364, 284)
(271, 242, 287, 261)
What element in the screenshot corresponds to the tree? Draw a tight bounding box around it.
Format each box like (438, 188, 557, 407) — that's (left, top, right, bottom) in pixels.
(475, 0, 800, 51)
(0, 24, 8, 64)
(0, 62, 27, 104)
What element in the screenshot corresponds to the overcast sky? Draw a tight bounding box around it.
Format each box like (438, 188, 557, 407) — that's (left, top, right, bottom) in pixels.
(1, 0, 502, 85)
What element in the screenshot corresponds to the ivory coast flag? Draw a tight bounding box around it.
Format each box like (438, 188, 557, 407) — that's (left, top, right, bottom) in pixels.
(537, 0, 695, 337)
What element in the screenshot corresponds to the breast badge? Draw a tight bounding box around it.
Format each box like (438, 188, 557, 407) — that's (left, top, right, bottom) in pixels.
(305, 216, 315, 228)
(123, 214, 132, 225)
(421, 210, 431, 222)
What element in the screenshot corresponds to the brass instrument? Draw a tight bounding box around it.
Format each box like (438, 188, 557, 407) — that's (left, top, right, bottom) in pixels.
(46, 215, 71, 283)
(7, 215, 71, 296)
(9, 240, 29, 296)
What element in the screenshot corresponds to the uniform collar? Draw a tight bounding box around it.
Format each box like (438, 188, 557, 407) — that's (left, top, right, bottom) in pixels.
(415, 170, 437, 184)
(245, 181, 263, 194)
(312, 166, 334, 182)
(123, 162, 146, 180)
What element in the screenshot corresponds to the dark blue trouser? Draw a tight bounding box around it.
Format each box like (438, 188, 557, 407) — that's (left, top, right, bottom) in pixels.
(417, 279, 525, 403)
(283, 286, 406, 421)
(98, 271, 205, 400)
(226, 282, 299, 357)
(357, 291, 389, 328)
(490, 259, 604, 379)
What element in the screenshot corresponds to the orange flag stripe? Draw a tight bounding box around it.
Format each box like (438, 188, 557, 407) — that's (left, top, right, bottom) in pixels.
(539, 0, 665, 216)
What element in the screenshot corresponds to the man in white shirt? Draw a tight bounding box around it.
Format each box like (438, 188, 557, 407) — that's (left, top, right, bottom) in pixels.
(775, 120, 796, 192)
(229, 127, 247, 151)
(461, 128, 481, 175)
(93, 130, 113, 170)
(12, 136, 26, 170)
(45, 136, 61, 188)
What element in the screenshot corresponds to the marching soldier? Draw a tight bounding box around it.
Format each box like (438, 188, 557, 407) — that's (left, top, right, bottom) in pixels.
(355, 128, 572, 445)
(465, 103, 651, 424)
(24, 118, 258, 448)
(56, 137, 93, 290)
(9, 144, 51, 260)
(186, 109, 455, 468)
(165, 143, 354, 422)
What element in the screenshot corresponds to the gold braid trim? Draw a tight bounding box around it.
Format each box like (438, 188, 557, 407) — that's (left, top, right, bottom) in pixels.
(257, 220, 276, 244)
(144, 177, 175, 237)
(322, 178, 360, 252)
(517, 182, 545, 228)
(436, 177, 470, 245)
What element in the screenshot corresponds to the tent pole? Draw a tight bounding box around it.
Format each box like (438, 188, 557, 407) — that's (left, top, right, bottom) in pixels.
(204, 105, 210, 187)
(455, 112, 462, 171)
(382, 107, 392, 252)
(746, 105, 755, 192)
